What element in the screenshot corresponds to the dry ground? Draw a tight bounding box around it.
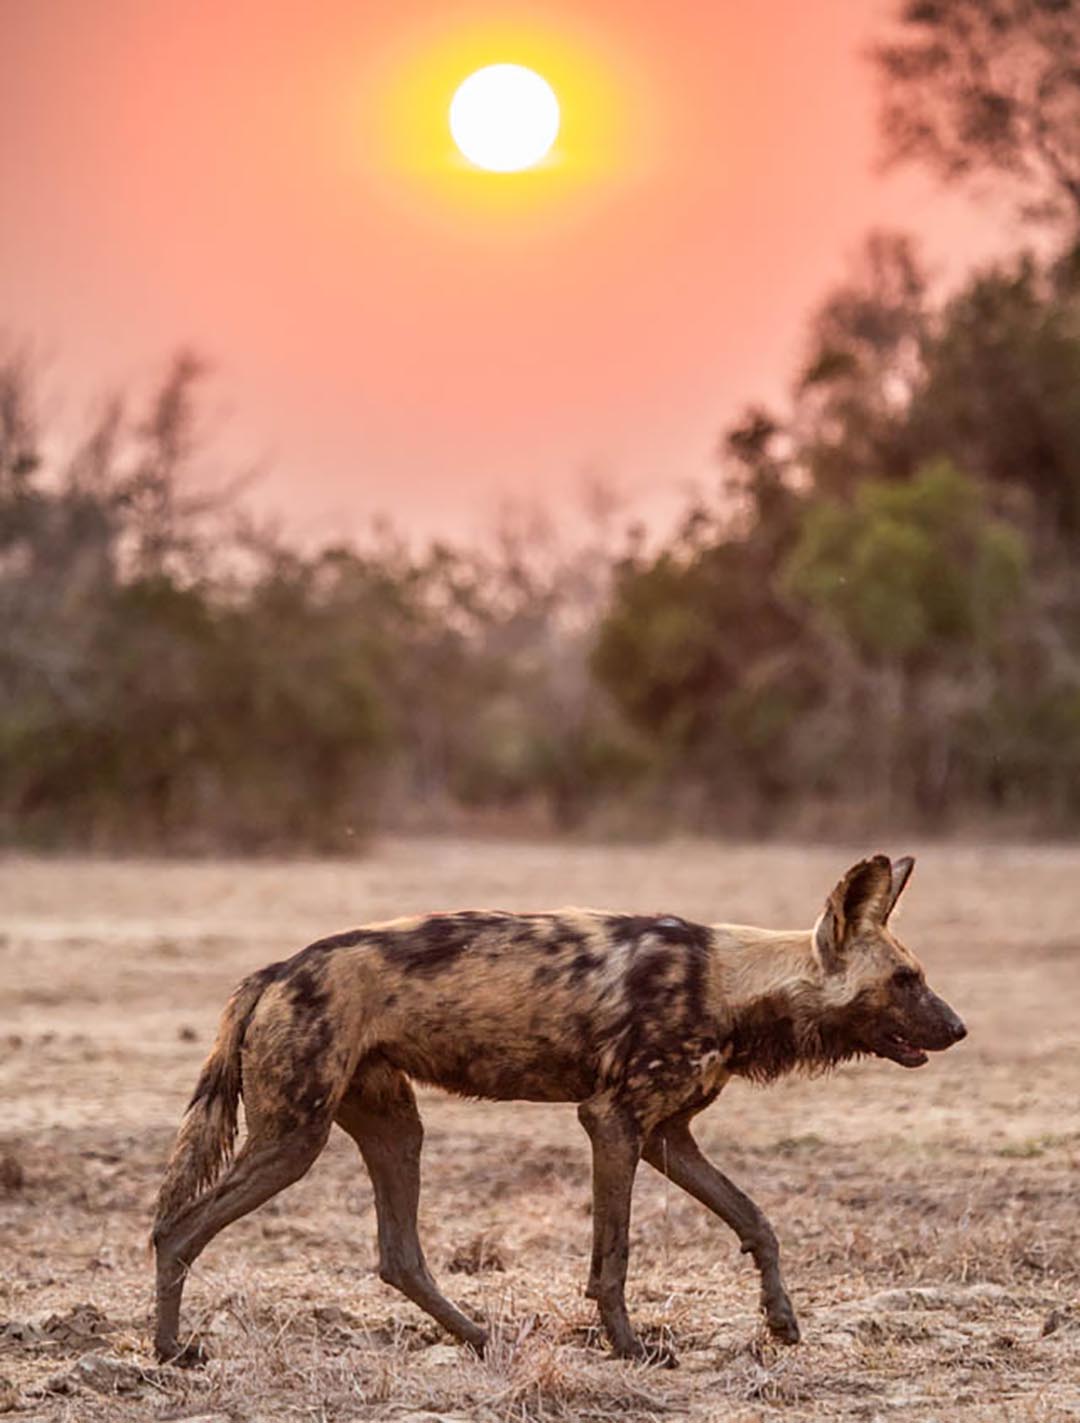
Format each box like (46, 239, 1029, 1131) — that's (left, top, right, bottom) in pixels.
(1, 839, 1078, 1423)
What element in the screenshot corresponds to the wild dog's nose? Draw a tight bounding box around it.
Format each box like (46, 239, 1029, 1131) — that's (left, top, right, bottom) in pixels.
(928, 989, 967, 1045)
(946, 1012, 967, 1043)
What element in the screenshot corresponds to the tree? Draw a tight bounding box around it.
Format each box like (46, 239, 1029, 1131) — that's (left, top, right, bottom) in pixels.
(784, 458, 1028, 813)
(794, 232, 931, 495)
(873, 0, 1080, 231)
(909, 252, 1080, 539)
(785, 458, 1026, 663)
(591, 517, 816, 816)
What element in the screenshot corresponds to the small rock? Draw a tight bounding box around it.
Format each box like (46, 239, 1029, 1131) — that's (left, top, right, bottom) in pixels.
(178, 1025, 198, 1042)
(69, 1352, 151, 1395)
(35, 1372, 77, 1397)
(0, 1319, 46, 1348)
(41, 1300, 115, 1346)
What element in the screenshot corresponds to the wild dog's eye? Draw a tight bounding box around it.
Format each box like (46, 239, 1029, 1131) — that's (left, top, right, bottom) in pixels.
(892, 967, 921, 989)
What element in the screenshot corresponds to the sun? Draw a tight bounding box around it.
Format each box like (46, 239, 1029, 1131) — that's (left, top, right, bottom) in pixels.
(449, 64, 560, 172)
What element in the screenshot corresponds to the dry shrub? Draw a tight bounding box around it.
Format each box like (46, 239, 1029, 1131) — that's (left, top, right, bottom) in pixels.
(153, 1282, 680, 1423)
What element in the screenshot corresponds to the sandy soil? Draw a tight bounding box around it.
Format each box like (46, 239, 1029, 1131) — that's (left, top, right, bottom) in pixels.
(1, 838, 1078, 1421)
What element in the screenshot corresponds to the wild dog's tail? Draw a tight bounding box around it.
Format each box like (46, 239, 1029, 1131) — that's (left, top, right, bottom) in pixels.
(151, 972, 269, 1241)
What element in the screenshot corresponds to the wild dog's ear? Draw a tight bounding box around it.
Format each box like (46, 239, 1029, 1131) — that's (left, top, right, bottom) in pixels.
(885, 855, 915, 921)
(813, 855, 894, 973)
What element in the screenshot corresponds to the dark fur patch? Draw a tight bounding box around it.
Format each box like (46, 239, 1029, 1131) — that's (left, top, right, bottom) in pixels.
(570, 1011, 600, 1055)
(279, 1007, 335, 1127)
(508, 923, 542, 949)
(625, 947, 680, 1012)
(257, 957, 337, 1128)
(544, 919, 588, 956)
(252, 958, 292, 984)
(726, 995, 800, 1081)
(625, 932, 708, 1016)
(243, 931, 366, 996)
(608, 914, 710, 951)
(727, 992, 865, 1082)
(566, 950, 604, 984)
(379, 912, 512, 977)
(304, 929, 372, 954)
(395, 1034, 596, 1103)
(288, 966, 331, 1015)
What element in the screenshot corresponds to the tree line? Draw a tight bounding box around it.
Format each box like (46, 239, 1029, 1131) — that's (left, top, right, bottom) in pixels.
(3, 0, 1079, 848)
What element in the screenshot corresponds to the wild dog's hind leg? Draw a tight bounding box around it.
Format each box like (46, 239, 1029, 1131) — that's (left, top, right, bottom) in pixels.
(643, 1111, 799, 1343)
(154, 1116, 331, 1364)
(336, 1061, 487, 1353)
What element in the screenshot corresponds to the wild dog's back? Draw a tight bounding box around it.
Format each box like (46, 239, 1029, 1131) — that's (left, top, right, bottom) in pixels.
(242, 907, 717, 1107)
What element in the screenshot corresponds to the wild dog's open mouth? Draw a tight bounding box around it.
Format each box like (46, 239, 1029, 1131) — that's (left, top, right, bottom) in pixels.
(873, 1033, 929, 1069)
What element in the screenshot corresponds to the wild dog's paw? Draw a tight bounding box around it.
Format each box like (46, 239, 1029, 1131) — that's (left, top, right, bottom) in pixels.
(464, 1330, 489, 1360)
(156, 1337, 209, 1368)
(763, 1296, 801, 1345)
(613, 1337, 679, 1368)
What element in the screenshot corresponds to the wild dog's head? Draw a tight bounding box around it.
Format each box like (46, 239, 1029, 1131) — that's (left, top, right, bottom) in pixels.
(813, 855, 966, 1068)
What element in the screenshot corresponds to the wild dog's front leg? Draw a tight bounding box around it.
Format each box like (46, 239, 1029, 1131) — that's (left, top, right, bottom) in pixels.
(578, 1095, 669, 1364)
(643, 1114, 800, 1344)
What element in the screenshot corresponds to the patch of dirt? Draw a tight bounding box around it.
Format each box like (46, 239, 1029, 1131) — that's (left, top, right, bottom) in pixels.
(447, 1232, 509, 1275)
(0, 1302, 117, 1358)
(1, 839, 1078, 1419)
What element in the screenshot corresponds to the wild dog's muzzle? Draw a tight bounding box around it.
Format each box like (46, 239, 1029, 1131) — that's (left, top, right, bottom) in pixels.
(871, 988, 967, 1069)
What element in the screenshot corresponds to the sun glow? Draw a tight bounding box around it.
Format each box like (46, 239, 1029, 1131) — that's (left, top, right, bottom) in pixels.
(450, 65, 560, 172)
(369, 18, 638, 212)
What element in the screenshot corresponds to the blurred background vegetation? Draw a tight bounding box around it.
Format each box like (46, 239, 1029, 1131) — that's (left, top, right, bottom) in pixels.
(4, 0, 1080, 849)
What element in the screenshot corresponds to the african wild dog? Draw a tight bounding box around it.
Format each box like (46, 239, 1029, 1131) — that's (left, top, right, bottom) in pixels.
(152, 853, 965, 1366)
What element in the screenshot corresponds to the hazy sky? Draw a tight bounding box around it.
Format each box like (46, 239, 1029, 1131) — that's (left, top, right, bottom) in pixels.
(2, 0, 1014, 541)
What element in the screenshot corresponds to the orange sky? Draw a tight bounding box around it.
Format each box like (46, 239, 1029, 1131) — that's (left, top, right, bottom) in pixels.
(1, 0, 1016, 541)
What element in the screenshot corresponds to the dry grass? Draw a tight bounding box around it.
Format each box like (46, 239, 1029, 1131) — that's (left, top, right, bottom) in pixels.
(1, 838, 1078, 1420)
